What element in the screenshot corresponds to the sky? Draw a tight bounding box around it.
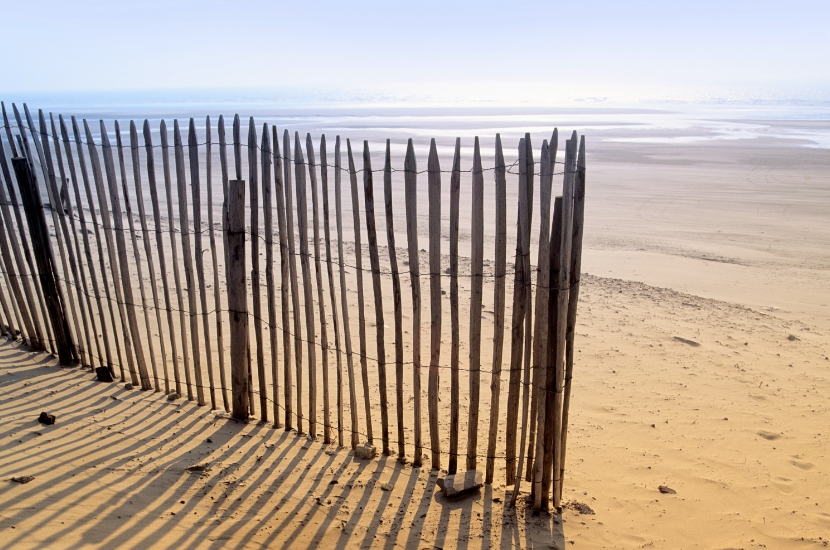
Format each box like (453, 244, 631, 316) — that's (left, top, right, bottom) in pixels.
(2, 0, 829, 105)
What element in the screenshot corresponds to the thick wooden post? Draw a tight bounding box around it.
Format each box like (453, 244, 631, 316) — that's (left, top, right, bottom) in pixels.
(228, 179, 249, 420)
(11, 157, 73, 364)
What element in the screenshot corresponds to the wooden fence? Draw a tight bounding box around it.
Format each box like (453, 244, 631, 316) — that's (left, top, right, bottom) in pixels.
(0, 101, 586, 511)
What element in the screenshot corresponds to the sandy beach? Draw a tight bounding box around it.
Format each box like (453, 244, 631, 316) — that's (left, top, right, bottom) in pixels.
(1, 108, 829, 548)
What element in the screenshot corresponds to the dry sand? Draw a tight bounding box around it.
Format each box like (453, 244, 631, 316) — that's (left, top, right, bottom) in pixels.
(1, 116, 829, 548)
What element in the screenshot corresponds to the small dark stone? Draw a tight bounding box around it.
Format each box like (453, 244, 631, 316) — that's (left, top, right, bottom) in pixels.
(38, 412, 56, 425)
(11, 476, 34, 484)
(96, 366, 114, 382)
(658, 485, 676, 494)
(206, 438, 213, 444)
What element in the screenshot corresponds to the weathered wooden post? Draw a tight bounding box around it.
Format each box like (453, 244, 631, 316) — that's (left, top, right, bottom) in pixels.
(227, 179, 249, 420)
(11, 157, 73, 364)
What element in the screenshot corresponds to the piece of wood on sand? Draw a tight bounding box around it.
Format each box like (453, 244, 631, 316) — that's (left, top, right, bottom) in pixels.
(362, 140, 388, 454)
(403, 138, 422, 466)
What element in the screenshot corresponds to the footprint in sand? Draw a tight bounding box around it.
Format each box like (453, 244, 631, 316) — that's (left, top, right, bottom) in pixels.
(772, 477, 793, 494)
(757, 430, 781, 441)
(790, 459, 815, 471)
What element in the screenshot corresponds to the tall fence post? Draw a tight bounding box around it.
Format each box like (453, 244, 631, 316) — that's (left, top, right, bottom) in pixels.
(11, 157, 73, 364)
(228, 179, 249, 420)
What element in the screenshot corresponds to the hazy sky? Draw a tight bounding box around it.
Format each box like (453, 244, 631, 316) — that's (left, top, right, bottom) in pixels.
(3, 0, 829, 104)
